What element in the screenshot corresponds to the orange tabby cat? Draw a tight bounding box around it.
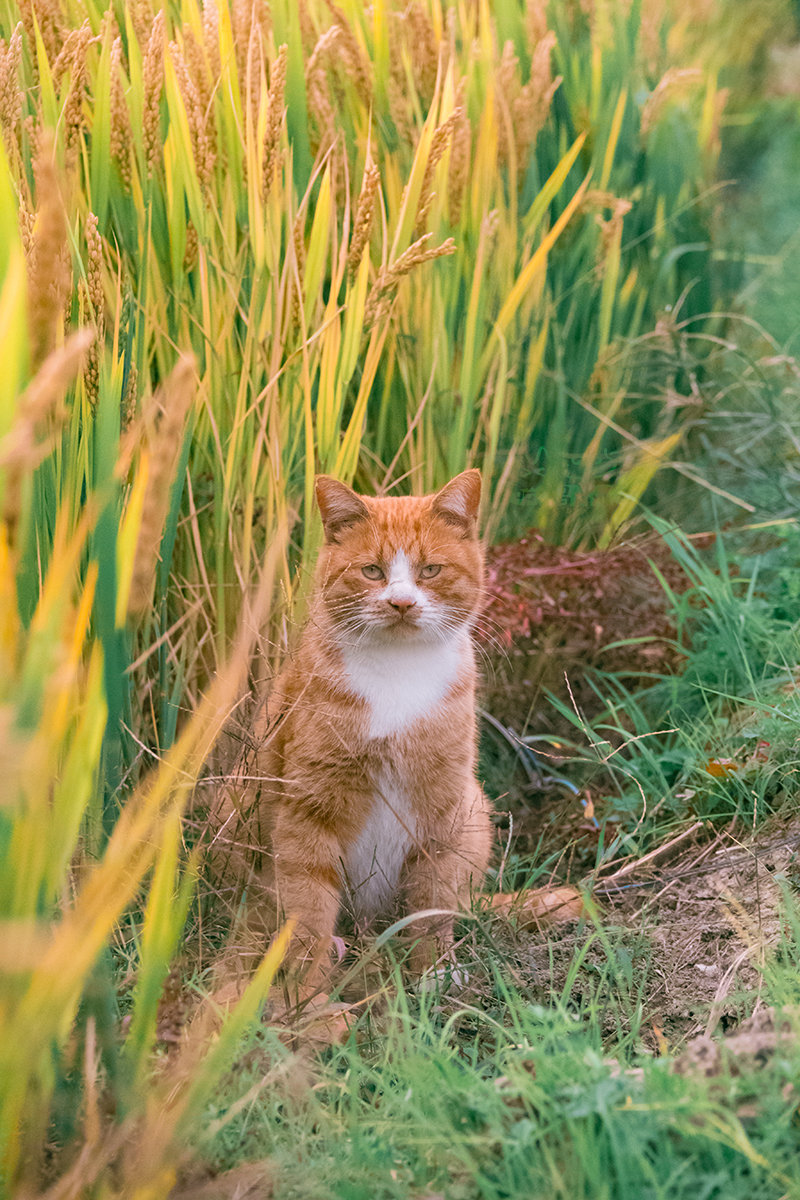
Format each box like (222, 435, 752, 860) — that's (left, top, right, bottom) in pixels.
(229, 469, 490, 996)
(220, 469, 581, 1006)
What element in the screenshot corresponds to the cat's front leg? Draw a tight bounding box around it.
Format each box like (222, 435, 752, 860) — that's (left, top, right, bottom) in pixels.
(401, 785, 492, 979)
(271, 810, 344, 1002)
(401, 846, 458, 978)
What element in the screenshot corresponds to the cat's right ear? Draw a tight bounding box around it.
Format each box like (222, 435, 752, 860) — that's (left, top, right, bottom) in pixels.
(315, 476, 370, 542)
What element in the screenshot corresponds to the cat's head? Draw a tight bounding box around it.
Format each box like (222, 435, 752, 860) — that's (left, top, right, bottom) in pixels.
(314, 471, 484, 645)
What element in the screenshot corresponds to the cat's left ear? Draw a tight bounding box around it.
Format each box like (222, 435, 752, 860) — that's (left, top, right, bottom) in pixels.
(431, 469, 481, 536)
(316, 475, 370, 542)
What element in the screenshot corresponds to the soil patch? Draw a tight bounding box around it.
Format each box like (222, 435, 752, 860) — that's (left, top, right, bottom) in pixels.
(518, 811, 800, 1048)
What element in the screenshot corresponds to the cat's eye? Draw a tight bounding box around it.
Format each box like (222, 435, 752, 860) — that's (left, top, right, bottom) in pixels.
(420, 564, 442, 579)
(361, 564, 384, 580)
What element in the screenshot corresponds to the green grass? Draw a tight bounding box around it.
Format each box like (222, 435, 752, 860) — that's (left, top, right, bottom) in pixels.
(195, 947, 800, 1200)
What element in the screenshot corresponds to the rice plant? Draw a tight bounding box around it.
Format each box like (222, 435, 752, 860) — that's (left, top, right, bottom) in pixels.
(0, 0, 786, 1193)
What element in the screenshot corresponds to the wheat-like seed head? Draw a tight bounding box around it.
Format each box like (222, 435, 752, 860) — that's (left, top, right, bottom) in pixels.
(231, 0, 249, 78)
(183, 27, 211, 117)
(99, 7, 120, 43)
(416, 109, 461, 233)
(364, 234, 456, 327)
(289, 208, 306, 331)
(19, 0, 63, 64)
(263, 44, 287, 201)
(109, 36, 132, 186)
(18, 197, 34, 257)
(406, 2, 439, 101)
(82, 212, 104, 407)
(53, 19, 93, 160)
(388, 234, 457, 280)
(641, 67, 702, 134)
(184, 220, 199, 272)
(130, 0, 155, 43)
(1, 329, 94, 544)
(123, 358, 139, 432)
(347, 158, 380, 279)
(496, 40, 520, 168)
(297, 0, 315, 53)
(128, 355, 198, 616)
(27, 131, 71, 372)
(86, 212, 103, 324)
(170, 39, 215, 184)
(526, 0, 550, 44)
(305, 26, 340, 154)
(0, 23, 23, 141)
(447, 89, 470, 228)
(498, 39, 519, 99)
(143, 10, 166, 175)
(325, 1, 372, 107)
(513, 31, 560, 170)
(51, 23, 79, 82)
(202, 0, 221, 81)
(582, 190, 633, 271)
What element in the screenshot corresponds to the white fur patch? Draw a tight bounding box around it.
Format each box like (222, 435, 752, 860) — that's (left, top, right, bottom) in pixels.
(341, 770, 416, 923)
(341, 631, 467, 739)
(416, 962, 471, 993)
(382, 550, 422, 609)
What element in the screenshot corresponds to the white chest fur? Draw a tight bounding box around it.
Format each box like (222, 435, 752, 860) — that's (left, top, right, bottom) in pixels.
(340, 632, 468, 740)
(341, 769, 415, 924)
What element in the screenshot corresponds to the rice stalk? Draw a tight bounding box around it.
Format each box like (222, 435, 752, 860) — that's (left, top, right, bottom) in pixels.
(405, 1, 439, 101)
(347, 155, 379, 278)
(415, 107, 461, 233)
(514, 30, 560, 169)
(143, 9, 166, 176)
(27, 131, 71, 372)
(324, 0, 372, 107)
(109, 36, 132, 185)
(51, 18, 91, 87)
(18, 0, 64, 66)
(447, 90, 471, 227)
(305, 25, 341, 152)
(641, 65, 703, 133)
(1, 329, 94, 549)
(526, 0, 550, 43)
(231, 0, 271, 82)
(262, 43, 288, 200)
(364, 233, 456, 327)
(128, 356, 198, 617)
(202, 0, 221, 80)
(128, 0, 155, 42)
(0, 22, 22, 143)
(170, 38, 215, 184)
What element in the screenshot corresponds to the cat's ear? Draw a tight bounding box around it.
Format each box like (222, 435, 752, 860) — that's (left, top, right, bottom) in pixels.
(315, 475, 370, 542)
(431, 469, 481, 536)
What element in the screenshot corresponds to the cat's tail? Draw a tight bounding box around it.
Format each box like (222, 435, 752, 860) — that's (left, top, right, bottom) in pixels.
(490, 884, 585, 929)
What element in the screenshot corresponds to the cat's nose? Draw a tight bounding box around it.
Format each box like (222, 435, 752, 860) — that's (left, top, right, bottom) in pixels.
(388, 597, 417, 614)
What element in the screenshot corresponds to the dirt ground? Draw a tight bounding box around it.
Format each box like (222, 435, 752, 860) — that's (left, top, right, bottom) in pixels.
(517, 808, 800, 1049)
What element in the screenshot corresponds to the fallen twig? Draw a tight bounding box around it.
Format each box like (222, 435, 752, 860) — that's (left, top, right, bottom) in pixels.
(590, 819, 705, 892)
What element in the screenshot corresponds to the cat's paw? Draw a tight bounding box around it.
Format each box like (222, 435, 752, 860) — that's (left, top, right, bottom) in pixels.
(416, 960, 470, 994)
(271, 992, 356, 1049)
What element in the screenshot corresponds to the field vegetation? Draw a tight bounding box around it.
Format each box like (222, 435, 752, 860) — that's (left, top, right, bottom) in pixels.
(1, 0, 800, 1196)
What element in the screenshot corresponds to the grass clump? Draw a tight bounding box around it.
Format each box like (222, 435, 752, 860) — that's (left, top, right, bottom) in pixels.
(198, 977, 800, 1200)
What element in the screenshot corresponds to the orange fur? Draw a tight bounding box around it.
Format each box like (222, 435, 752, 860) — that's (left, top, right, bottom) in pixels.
(228, 470, 493, 995)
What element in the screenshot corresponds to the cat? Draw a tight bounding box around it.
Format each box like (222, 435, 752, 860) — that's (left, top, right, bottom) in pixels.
(217, 468, 581, 1010)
